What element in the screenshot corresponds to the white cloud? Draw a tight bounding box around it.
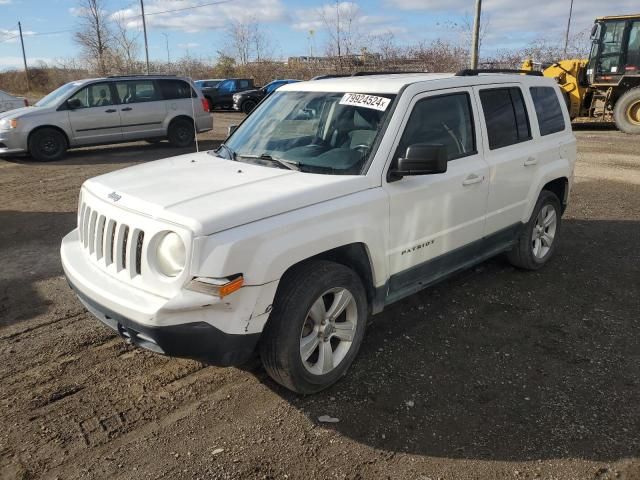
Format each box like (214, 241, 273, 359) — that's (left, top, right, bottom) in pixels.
(0, 28, 36, 44)
(110, 0, 286, 33)
(385, 0, 640, 43)
(293, 2, 403, 36)
(0, 0, 12, 4)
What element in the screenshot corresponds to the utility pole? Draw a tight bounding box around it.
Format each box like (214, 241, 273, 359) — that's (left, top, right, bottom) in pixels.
(140, 0, 150, 74)
(563, 0, 574, 57)
(470, 0, 482, 69)
(162, 33, 170, 64)
(18, 22, 30, 92)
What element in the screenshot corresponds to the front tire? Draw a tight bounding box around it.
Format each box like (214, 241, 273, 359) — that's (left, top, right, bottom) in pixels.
(28, 128, 67, 162)
(241, 100, 257, 114)
(167, 118, 195, 148)
(613, 87, 640, 135)
(259, 260, 368, 394)
(507, 190, 561, 270)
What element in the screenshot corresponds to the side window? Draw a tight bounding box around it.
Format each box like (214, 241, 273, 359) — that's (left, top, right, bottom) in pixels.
(479, 87, 531, 150)
(530, 86, 566, 136)
(626, 21, 640, 68)
(395, 92, 476, 162)
(238, 80, 250, 89)
(115, 80, 160, 104)
(217, 80, 235, 93)
(67, 82, 113, 108)
(158, 79, 194, 99)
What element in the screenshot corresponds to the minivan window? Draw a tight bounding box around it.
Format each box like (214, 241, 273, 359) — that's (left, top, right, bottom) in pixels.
(530, 87, 566, 136)
(115, 80, 159, 104)
(66, 82, 114, 108)
(480, 87, 531, 150)
(158, 79, 195, 99)
(396, 92, 476, 162)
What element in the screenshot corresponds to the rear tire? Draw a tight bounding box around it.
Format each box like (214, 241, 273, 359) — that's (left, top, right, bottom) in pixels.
(613, 87, 640, 135)
(28, 127, 67, 162)
(507, 190, 561, 270)
(241, 100, 257, 114)
(259, 260, 368, 394)
(167, 118, 195, 148)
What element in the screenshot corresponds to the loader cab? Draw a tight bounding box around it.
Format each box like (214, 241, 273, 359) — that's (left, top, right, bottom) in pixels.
(587, 15, 640, 85)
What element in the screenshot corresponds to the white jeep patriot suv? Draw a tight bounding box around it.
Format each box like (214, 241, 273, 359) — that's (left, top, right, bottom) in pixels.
(61, 71, 576, 394)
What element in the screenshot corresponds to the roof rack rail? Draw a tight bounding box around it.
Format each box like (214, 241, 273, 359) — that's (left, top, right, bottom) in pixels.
(351, 70, 426, 76)
(106, 73, 178, 78)
(455, 69, 543, 77)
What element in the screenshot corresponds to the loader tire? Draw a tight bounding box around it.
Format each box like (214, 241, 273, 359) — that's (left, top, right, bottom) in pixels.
(613, 87, 640, 135)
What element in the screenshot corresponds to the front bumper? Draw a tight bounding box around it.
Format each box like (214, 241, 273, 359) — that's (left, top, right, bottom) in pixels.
(61, 229, 273, 365)
(69, 279, 259, 365)
(0, 129, 27, 155)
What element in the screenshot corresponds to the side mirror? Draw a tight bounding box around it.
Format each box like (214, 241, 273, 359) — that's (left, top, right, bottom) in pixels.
(227, 124, 238, 138)
(66, 98, 82, 110)
(389, 144, 448, 180)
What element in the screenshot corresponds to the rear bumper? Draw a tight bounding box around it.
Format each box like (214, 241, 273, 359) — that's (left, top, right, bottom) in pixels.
(69, 278, 259, 365)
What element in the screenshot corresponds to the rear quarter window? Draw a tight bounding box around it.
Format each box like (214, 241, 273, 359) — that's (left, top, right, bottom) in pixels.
(530, 86, 566, 136)
(479, 87, 531, 150)
(158, 79, 195, 100)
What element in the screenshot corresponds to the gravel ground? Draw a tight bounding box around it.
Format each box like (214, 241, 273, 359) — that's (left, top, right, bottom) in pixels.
(0, 115, 639, 480)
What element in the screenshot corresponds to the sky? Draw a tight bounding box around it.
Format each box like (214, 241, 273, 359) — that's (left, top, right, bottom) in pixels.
(0, 0, 639, 70)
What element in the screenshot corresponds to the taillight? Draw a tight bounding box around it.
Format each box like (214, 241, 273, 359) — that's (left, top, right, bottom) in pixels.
(23, 98, 29, 107)
(201, 98, 209, 112)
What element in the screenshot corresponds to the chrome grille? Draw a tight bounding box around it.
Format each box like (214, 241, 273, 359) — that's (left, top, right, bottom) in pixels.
(78, 201, 145, 277)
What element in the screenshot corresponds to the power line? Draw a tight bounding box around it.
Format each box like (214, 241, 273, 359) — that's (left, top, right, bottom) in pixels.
(143, 0, 233, 16)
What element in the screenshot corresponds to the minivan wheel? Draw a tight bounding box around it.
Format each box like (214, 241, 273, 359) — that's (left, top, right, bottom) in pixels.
(28, 127, 67, 162)
(241, 100, 257, 114)
(507, 190, 561, 270)
(167, 118, 195, 148)
(259, 260, 368, 394)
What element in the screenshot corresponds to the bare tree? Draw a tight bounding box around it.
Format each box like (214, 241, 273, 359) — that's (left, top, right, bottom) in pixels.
(319, 1, 362, 69)
(226, 18, 273, 65)
(112, 12, 140, 72)
(73, 0, 113, 75)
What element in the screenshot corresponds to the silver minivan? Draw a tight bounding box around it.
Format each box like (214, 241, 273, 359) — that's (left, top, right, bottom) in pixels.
(0, 75, 212, 161)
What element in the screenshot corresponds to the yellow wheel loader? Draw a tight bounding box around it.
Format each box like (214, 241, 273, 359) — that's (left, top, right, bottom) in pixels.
(523, 14, 640, 134)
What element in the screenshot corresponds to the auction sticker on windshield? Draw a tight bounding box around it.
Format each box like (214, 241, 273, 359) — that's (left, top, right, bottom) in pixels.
(340, 93, 391, 111)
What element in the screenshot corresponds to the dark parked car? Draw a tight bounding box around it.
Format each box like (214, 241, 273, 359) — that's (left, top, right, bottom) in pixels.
(232, 79, 301, 114)
(196, 78, 254, 111)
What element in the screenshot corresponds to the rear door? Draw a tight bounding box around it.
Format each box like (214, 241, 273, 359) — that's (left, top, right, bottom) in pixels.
(385, 88, 490, 292)
(474, 84, 537, 236)
(66, 81, 123, 145)
(114, 79, 167, 139)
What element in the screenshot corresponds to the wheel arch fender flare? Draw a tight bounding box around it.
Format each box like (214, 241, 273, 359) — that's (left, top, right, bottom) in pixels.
(27, 125, 70, 151)
(165, 114, 194, 133)
(523, 163, 571, 221)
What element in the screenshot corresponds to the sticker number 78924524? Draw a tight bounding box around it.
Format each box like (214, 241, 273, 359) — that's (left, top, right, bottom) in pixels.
(339, 93, 391, 111)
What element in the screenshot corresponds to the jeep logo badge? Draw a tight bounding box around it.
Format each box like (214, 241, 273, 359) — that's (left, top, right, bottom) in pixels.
(108, 191, 121, 202)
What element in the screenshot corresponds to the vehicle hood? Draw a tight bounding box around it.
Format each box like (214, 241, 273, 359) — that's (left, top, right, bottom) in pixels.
(84, 152, 373, 236)
(237, 89, 262, 97)
(0, 106, 39, 120)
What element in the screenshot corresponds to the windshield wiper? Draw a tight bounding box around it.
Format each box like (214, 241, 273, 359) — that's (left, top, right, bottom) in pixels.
(237, 153, 299, 171)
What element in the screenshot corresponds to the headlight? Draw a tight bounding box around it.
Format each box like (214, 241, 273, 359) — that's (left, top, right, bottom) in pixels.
(155, 232, 186, 277)
(0, 118, 17, 130)
(233, 94, 240, 100)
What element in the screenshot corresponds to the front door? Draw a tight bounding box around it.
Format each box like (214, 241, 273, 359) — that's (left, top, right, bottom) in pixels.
(66, 82, 122, 145)
(114, 79, 167, 139)
(384, 88, 489, 297)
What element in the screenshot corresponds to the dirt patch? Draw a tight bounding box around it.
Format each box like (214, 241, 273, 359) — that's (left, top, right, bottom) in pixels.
(0, 119, 639, 479)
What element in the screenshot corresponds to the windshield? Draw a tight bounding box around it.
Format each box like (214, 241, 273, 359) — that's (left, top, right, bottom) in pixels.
(35, 82, 80, 107)
(218, 90, 395, 175)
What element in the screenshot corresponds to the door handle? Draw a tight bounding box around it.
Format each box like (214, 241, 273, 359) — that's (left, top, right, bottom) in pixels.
(462, 174, 484, 186)
(105, 109, 116, 113)
(121, 107, 133, 111)
(524, 156, 538, 166)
